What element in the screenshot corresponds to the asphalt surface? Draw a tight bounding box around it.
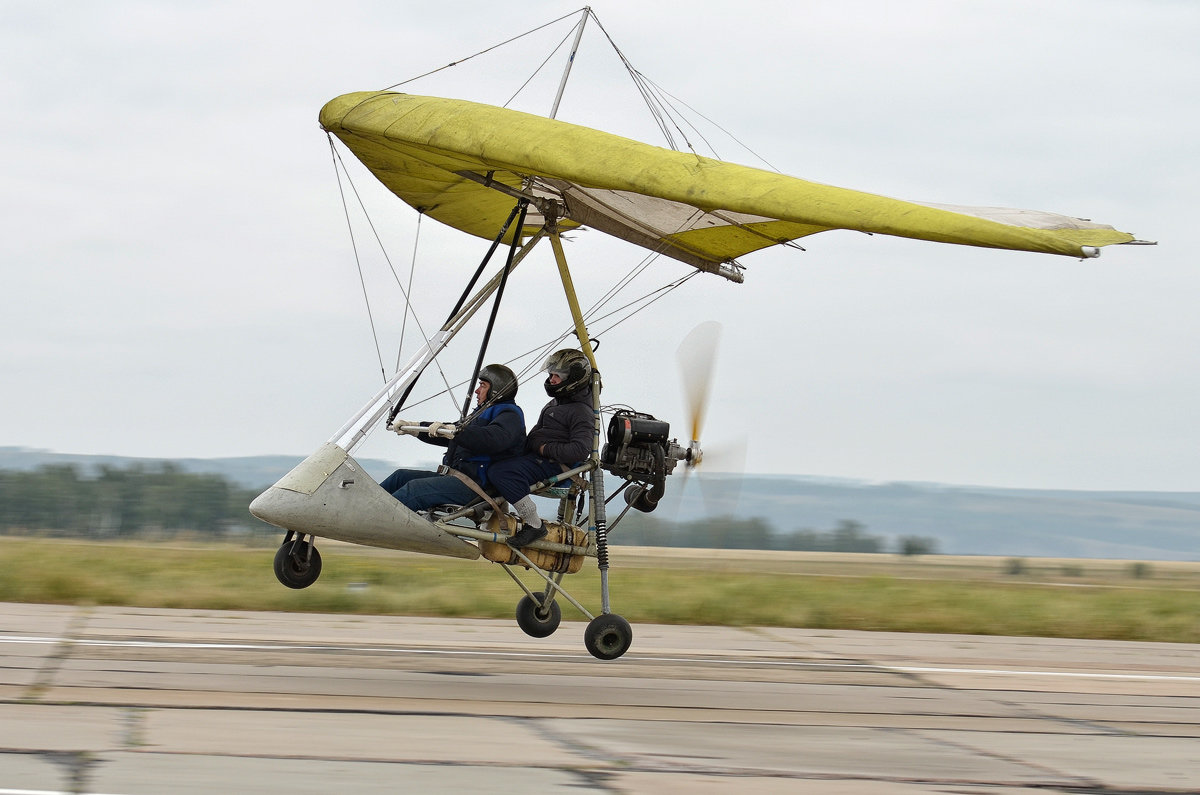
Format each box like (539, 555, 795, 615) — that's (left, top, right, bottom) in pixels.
(2, 601, 1199, 793)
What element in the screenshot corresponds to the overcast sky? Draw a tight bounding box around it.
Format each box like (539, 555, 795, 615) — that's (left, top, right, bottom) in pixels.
(2, 0, 1196, 491)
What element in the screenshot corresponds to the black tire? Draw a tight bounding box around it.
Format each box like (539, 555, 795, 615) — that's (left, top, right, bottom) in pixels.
(273, 541, 322, 589)
(584, 613, 632, 660)
(515, 593, 561, 638)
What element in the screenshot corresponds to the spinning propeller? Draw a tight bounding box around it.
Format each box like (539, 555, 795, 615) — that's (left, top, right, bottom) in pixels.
(607, 320, 744, 516)
(661, 321, 748, 518)
(675, 320, 722, 472)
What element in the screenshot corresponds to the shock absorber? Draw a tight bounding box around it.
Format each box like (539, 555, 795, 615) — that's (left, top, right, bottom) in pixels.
(588, 371, 612, 613)
(594, 478, 609, 569)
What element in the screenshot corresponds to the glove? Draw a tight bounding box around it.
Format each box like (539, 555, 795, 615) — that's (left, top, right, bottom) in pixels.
(426, 421, 457, 439)
(388, 418, 422, 436)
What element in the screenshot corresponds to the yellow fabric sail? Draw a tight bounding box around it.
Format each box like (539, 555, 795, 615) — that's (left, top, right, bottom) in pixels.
(319, 91, 1138, 277)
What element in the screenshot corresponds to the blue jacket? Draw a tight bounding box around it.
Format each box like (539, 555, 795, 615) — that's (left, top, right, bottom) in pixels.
(422, 401, 526, 485)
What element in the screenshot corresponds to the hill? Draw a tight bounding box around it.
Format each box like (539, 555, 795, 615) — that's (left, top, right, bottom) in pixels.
(0, 447, 403, 490)
(2, 447, 1197, 561)
(663, 474, 1200, 560)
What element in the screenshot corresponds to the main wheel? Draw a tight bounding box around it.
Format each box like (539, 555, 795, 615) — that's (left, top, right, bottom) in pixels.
(273, 540, 322, 589)
(584, 613, 632, 660)
(515, 593, 561, 638)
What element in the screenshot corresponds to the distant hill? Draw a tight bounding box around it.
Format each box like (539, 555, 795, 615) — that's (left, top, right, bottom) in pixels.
(0, 447, 404, 489)
(3, 447, 1197, 561)
(663, 474, 1200, 561)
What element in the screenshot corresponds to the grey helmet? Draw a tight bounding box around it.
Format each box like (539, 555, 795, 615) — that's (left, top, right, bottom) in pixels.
(478, 363, 518, 403)
(543, 349, 591, 398)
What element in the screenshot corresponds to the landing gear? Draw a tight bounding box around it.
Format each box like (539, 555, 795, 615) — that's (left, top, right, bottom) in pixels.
(584, 613, 633, 660)
(515, 592, 562, 637)
(273, 533, 322, 589)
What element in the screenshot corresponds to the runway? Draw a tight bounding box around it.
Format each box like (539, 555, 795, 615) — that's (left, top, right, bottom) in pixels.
(2, 602, 1199, 793)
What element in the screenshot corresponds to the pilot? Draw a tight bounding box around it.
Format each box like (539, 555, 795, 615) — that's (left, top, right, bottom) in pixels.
(488, 349, 595, 548)
(380, 364, 525, 511)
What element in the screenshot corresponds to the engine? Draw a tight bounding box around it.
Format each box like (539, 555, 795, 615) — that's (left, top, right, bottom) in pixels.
(600, 409, 691, 512)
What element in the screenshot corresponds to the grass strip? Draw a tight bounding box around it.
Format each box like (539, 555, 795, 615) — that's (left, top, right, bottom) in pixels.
(2, 538, 1198, 643)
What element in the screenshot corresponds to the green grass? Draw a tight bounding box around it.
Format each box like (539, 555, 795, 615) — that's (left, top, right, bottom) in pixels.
(3, 537, 1199, 643)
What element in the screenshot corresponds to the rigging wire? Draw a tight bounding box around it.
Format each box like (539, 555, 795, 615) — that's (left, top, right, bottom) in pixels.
(589, 270, 700, 335)
(503, 25, 576, 109)
(511, 262, 700, 388)
(383, 6, 775, 171)
(381, 9, 586, 91)
(640, 76, 723, 160)
(395, 212, 422, 373)
(586, 11, 778, 170)
(387, 201, 532, 423)
(329, 137, 457, 401)
(641, 77, 781, 172)
(581, 248, 662, 317)
(397, 259, 698, 415)
(329, 136, 386, 383)
(586, 13, 680, 149)
(392, 285, 695, 416)
(331, 6, 759, 421)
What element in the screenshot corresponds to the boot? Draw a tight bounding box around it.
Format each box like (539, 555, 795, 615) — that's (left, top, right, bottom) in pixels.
(508, 522, 548, 548)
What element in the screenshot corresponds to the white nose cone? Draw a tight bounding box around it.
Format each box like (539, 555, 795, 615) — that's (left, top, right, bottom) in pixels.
(250, 443, 479, 560)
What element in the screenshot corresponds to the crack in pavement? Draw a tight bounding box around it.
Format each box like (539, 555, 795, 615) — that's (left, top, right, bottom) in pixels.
(22, 606, 92, 703)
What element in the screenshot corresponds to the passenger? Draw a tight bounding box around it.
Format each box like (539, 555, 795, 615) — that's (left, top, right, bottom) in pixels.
(379, 364, 525, 512)
(488, 349, 595, 548)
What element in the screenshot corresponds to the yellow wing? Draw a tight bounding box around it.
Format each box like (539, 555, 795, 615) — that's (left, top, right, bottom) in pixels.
(320, 91, 1138, 278)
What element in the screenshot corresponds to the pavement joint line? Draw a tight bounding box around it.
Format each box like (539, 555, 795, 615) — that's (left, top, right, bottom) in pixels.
(4, 633, 1200, 683)
(20, 608, 92, 702)
(120, 706, 148, 749)
(908, 726, 1095, 787)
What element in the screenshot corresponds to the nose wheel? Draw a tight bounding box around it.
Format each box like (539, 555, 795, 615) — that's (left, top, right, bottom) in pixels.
(515, 593, 562, 637)
(273, 533, 322, 589)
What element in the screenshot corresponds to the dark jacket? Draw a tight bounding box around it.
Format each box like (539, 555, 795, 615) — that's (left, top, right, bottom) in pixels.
(421, 401, 526, 484)
(525, 387, 593, 465)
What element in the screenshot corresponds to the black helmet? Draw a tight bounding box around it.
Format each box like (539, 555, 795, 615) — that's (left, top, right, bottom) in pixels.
(478, 363, 518, 403)
(543, 349, 591, 398)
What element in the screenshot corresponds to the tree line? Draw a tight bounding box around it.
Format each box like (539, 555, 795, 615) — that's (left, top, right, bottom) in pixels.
(612, 513, 938, 555)
(0, 464, 938, 554)
(0, 463, 275, 539)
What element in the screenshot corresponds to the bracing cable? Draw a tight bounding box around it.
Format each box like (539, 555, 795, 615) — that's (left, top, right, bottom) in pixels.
(585, 12, 680, 149)
(330, 7, 757, 424)
(638, 76, 781, 172)
(395, 211, 421, 374)
(382, 9, 585, 91)
(388, 201, 527, 424)
(329, 137, 387, 383)
(586, 10, 777, 170)
(329, 137, 457, 401)
(387, 258, 695, 416)
(504, 26, 576, 109)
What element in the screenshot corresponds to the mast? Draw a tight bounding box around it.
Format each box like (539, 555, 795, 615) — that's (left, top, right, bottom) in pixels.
(549, 7, 589, 119)
(337, 7, 593, 453)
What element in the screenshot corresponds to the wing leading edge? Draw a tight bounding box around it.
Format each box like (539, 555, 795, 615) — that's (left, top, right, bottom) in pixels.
(319, 91, 1139, 276)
